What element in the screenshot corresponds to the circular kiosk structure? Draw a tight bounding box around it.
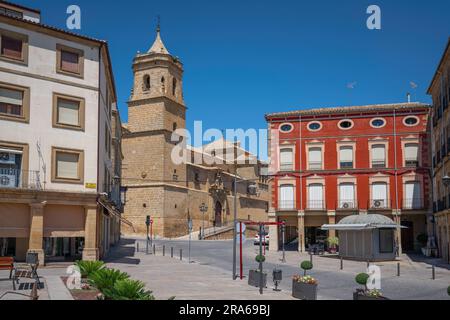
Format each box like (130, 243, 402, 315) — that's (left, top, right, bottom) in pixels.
(322, 214, 400, 261)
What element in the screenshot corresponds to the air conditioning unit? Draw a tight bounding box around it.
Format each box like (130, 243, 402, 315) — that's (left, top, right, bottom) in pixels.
(342, 202, 350, 209)
(0, 152, 15, 164)
(373, 200, 384, 208)
(0, 173, 16, 188)
(247, 184, 258, 196)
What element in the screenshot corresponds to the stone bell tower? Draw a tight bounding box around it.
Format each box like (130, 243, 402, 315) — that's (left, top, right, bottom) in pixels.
(122, 23, 188, 237)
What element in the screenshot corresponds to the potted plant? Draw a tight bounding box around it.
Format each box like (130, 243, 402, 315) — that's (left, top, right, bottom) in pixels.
(353, 273, 388, 300)
(248, 255, 267, 288)
(327, 237, 339, 254)
(292, 261, 318, 300)
(417, 233, 429, 256)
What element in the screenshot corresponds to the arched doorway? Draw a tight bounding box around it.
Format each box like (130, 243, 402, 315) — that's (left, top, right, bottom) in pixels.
(214, 201, 222, 227)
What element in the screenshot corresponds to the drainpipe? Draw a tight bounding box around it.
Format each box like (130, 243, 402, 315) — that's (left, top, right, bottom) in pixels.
(393, 108, 401, 255)
(299, 115, 303, 252)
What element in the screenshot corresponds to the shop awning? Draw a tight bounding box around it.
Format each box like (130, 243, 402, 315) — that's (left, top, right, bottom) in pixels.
(97, 198, 135, 232)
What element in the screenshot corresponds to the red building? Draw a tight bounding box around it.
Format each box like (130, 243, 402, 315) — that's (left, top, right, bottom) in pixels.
(265, 103, 432, 254)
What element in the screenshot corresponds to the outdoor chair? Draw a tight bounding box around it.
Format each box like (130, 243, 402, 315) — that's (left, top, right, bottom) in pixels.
(14, 252, 41, 288)
(0, 257, 16, 290)
(0, 279, 39, 300)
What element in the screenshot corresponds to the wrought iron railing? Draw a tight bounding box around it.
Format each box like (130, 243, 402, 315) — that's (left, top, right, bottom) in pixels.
(0, 169, 43, 190)
(372, 159, 386, 168)
(279, 163, 293, 172)
(340, 162, 353, 169)
(278, 200, 296, 210)
(306, 200, 325, 210)
(405, 159, 419, 167)
(308, 161, 322, 170)
(402, 198, 424, 210)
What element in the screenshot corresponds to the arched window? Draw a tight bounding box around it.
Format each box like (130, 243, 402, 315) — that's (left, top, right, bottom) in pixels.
(143, 75, 150, 91)
(172, 78, 177, 96)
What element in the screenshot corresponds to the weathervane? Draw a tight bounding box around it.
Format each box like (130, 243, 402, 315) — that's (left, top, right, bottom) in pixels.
(156, 15, 161, 33)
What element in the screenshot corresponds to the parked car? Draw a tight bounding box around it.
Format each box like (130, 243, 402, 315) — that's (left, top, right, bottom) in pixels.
(254, 233, 269, 245)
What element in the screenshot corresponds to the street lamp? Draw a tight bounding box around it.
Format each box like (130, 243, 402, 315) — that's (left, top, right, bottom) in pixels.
(199, 203, 208, 240)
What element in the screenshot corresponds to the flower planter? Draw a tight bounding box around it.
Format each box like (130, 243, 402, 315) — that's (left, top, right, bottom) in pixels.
(292, 280, 317, 300)
(353, 292, 389, 300)
(248, 270, 267, 288)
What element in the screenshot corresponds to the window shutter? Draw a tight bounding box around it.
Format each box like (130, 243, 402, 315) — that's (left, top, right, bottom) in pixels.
(57, 99, 79, 126)
(0, 88, 23, 106)
(308, 184, 323, 201)
(280, 149, 293, 164)
(339, 184, 355, 201)
(340, 146, 353, 162)
(371, 145, 385, 160)
(309, 148, 322, 162)
(372, 183, 387, 201)
(1, 36, 22, 59)
(405, 143, 419, 160)
(405, 182, 421, 208)
(56, 152, 79, 179)
(61, 50, 79, 73)
(280, 185, 294, 202)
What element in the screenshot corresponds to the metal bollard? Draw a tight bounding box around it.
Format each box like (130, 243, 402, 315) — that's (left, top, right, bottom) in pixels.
(397, 263, 400, 277)
(136, 242, 139, 252)
(340, 257, 343, 270)
(432, 265, 435, 280)
(171, 247, 173, 258)
(163, 245, 165, 256)
(309, 253, 313, 264)
(367, 260, 370, 268)
(153, 244, 156, 255)
(180, 249, 182, 261)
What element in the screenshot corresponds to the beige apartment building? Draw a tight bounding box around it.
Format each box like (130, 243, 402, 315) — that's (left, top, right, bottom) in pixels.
(429, 37, 450, 263)
(0, 1, 123, 263)
(121, 27, 269, 238)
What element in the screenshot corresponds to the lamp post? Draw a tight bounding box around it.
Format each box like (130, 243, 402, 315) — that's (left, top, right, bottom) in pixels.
(145, 215, 151, 255)
(232, 172, 258, 280)
(187, 216, 193, 263)
(199, 203, 208, 240)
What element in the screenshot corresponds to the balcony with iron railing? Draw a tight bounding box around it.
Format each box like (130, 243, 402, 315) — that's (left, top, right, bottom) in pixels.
(368, 198, 390, 210)
(0, 168, 43, 190)
(305, 200, 326, 211)
(308, 161, 322, 170)
(402, 198, 424, 210)
(337, 199, 358, 210)
(279, 163, 293, 172)
(278, 200, 296, 211)
(371, 159, 386, 168)
(339, 161, 353, 169)
(405, 158, 419, 167)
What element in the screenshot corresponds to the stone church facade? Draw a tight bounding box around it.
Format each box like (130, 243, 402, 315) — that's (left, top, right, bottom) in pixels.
(121, 27, 269, 238)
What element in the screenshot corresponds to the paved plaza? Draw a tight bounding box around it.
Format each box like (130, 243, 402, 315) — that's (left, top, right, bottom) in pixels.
(1, 238, 449, 300)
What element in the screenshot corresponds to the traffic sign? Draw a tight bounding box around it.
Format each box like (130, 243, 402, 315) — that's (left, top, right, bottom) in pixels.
(236, 222, 246, 233)
(236, 234, 246, 243)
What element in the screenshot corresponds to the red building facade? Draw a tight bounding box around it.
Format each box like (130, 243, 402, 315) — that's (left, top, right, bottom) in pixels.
(265, 103, 432, 254)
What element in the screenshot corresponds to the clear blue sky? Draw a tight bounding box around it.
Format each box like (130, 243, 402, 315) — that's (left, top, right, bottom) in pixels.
(19, 0, 450, 136)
